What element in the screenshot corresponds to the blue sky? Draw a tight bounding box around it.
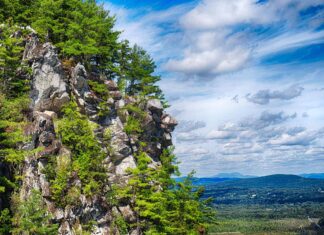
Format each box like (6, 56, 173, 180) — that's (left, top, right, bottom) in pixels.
(104, 0, 324, 177)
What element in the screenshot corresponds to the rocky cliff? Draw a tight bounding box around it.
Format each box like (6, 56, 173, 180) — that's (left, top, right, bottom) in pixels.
(17, 33, 177, 235)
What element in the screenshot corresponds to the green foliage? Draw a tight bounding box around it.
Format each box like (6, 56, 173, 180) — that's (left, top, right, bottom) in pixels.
(57, 102, 106, 197)
(114, 44, 163, 99)
(82, 220, 97, 234)
(123, 103, 147, 136)
(0, 208, 12, 234)
(124, 116, 143, 135)
(29, 0, 119, 67)
(98, 101, 111, 118)
(1, 0, 164, 101)
(114, 148, 215, 234)
(0, 94, 32, 213)
(0, 24, 30, 98)
(124, 103, 146, 119)
(50, 154, 71, 205)
(103, 128, 112, 142)
(12, 190, 58, 235)
(164, 172, 216, 234)
(112, 213, 128, 235)
(88, 80, 109, 100)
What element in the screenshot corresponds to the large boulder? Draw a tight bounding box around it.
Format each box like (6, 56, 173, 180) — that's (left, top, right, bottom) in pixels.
(71, 63, 89, 98)
(115, 155, 136, 176)
(161, 114, 178, 132)
(25, 35, 69, 112)
(108, 118, 132, 161)
(146, 99, 163, 113)
(30, 111, 60, 156)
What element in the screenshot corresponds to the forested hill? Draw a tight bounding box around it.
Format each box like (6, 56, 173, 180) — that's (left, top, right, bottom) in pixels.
(0, 1, 214, 234)
(202, 175, 324, 205)
(213, 174, 324, 189)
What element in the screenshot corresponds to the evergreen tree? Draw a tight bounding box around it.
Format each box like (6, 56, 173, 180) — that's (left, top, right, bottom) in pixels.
(0, 208, 12, 234)
(0, 24, 29, 98)
(57, 101, 106, 197)
(127, 45, 162, 99)
(115, 148, 215, 234)
(114, 40, 132, 92)
(12, 190, 58, 235)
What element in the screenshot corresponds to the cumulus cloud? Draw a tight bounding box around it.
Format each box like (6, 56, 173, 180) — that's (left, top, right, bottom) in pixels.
(220, 143, 264, 155)
(246, 85, 304, 105)
(104, 3, 191, 62)
(206, 130, 237, 140)
(175, 146, 209, 156)
(269, 131, 320, 146)
(108, 0, 324, 176)
(240, 111, 297, 129)
(180, 0, 323, 30)
(164, 0, 324, 76)
(180, 0, 271, 30)
(176, 120, 206, 132)
(165, 46, 250, 75)
(176, 132, 201, 142)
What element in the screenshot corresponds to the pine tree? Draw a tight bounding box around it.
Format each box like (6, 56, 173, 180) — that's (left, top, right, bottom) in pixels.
(127, 45, 162, 99)
(0, 24, 29, 98)
(113, 40, 132, 92)
(57, 102, 106, 197)
(12, 190, 58, 235)
(115, 148, 215, 234)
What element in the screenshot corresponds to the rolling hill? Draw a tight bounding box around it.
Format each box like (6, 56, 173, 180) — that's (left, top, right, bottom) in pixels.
(213, 174, 324, 189)
(212, 172, 255, 178)
(300, 173, 324, 179)
(202, 174, 324, 204)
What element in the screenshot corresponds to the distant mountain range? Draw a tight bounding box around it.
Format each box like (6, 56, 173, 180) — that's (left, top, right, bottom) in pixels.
(212, 174, 324, 189)
(212, 172, 255, 178)
(211, 172, 324, 179)
(202, 174, 324, 204)
(300, 173, 324, 179)
(182, 172, 324, 186)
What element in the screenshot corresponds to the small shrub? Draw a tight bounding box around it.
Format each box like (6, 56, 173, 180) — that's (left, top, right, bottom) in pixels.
(88, 80, 109, 100)
(12, 190, 58, 234)
(124, 116, 143, 135)
(0, 208, 12, 234)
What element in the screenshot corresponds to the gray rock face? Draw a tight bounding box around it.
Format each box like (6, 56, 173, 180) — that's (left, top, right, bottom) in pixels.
(161, 114, 178, 132)
(105, 80, 118, 91)
(24, 35, 70, 112)
(118, 205, 136, 223)
(30, 111, 60, 156)
(108, 117, 132, 162)
(19, 37, 178, 234)
(115, 155, 137, 176)
(71, 63, 101, 121)
(146, 99, 163, 113)
(72, 63, 89, 97)
(20, 111, 58, 200)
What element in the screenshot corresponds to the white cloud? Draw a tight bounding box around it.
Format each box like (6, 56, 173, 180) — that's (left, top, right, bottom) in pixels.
(180, 0, 271, 30)
(177, 120, 206, 132)
(206, 130, 237, 140)
(269, 130, 321, 146)
(246, 85, 304, 105)
(181, 0, 324, 30)
(106, 1, 324, 176)
(165, 46, 250, 75)
(256, 30, 324, 57)
(104, 2, 191, 63)
(164, 0, 324, 76)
